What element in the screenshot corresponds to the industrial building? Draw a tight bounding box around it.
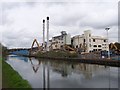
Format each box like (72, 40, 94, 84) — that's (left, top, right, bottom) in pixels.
(50, 31, 71, 50)
(72, 30, 109, 53)
(31, 16, 109, 54)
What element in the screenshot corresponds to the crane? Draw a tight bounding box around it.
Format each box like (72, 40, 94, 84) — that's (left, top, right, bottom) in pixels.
(29, 39, 42, 55)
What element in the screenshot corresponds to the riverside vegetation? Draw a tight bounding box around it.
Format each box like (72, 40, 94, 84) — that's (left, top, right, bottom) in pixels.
(2, 60, 32, 89)
(36, 50, 78, 58)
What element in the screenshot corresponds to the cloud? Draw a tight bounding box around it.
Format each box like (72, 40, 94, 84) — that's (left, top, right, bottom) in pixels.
(1, 0, 119, 48)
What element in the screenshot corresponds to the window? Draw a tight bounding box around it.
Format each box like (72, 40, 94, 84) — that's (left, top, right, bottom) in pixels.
(98, 45, 101, 47)
(93, 49, 97, 51)
(55, 45, 57, 47)
(104, 40, 106, 42)
(76, 45, 78, 48)
(98, 49, 102, 51)
(84, 39, 85, 42)
(89, 39, 91, 42)
(93, 45, 97, 47)
(93, 39, 95, 42)
(89, 44, 91, 47)
(89, 34, 91, 37)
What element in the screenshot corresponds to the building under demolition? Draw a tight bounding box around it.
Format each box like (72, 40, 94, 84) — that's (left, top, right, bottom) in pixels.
(72, 30, 109, 53)
(31, 17, 109, 53)
(49, 30, 109, 53)
(50, 31, 71, 50)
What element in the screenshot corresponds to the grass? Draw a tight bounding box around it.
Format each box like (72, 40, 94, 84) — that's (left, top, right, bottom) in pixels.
(36, 50, 78, 58)
(2, 58, 32, 89)
(0, 57, 2, 89)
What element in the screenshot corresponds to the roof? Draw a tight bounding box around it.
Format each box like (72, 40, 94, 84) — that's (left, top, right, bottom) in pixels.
(53, 35, 61, 38)
(91, 36, 107, 40)
(72, 35, 83, 38)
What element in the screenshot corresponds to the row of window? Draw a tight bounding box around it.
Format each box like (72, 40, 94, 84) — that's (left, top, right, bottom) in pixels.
(93, 49, 102, 51)
(75, 44, 103, 48)
(102, 44, 107, 46)
(93, 39, 107, 42)
(89, 44, 101, 47)
(93, 45, 101, 47)
(83, 39, 107, 42)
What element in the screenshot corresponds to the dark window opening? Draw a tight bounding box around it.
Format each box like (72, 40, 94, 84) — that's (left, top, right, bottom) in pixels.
(104, 40, 106, 42)
(89, 34, 91, 37)
(98, 49, 102, 51)
(55, 45, 57, 47)
(84, 39, 85, 42)
(93, 45, 97, 47)
(98, 45, 101, 47)
(76, 45, 78, 48)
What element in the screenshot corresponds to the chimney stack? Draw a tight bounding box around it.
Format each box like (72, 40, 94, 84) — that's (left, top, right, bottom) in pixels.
(47, 17, 49, 51)
(43, 19, 45, 51)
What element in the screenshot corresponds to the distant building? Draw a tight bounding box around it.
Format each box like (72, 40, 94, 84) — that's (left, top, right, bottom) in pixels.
(51, 31, 71, 50)
(72, 30, 109, 53)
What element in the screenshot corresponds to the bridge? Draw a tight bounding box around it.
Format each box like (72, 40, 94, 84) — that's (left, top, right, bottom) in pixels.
(8, 48, 30, 56)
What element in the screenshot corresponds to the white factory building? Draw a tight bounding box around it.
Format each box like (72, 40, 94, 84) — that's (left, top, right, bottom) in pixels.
(50, 31, 71, 50)
(72, 30, 109, 53)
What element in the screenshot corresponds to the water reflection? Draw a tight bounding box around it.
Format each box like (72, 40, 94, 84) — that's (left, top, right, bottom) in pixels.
(9, 55, 28, 62)
(29, 58, 41, 73)
(6, 55, 118, 88)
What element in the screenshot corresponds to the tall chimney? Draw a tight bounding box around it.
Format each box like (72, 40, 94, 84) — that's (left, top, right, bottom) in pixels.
(47, 17, 49, 51)
(43, 19, 45, 51)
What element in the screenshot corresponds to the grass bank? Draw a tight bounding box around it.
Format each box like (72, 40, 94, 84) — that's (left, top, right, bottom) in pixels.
(2, 59, 32, 89)
(0, 57, 2, 89)
(36, 50, 78, 58)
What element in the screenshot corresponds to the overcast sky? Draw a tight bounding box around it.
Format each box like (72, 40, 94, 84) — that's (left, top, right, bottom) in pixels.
(0, 0, 119, 49)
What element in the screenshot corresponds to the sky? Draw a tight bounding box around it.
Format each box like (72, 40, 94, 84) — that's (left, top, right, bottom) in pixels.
(0, 0, 119, 49)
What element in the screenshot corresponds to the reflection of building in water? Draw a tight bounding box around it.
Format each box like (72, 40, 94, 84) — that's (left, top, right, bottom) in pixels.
(29, 58, 41, 73)
(71, 63, 107, 79)
(50, 61, 72, 77)
(49, 60, 107, 79)
(28, 58, 108, 80)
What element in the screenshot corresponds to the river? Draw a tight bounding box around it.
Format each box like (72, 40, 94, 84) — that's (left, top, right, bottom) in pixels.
(6, 55, 119, 88)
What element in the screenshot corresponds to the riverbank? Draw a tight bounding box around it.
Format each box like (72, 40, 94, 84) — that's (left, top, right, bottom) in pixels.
(0, 57, 2, 89)
(20, 53, 120, 67)
(35, 50, 78, 58)
(2, 59, 32, 89)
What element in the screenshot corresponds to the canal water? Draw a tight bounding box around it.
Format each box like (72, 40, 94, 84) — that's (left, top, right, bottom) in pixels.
(6, 55, 119, 88)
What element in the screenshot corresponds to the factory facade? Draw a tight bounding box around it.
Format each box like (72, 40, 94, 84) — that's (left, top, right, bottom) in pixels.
(50, 30, 109, 53)
(40, 17, 109, 53)
(50, 31, 71, 50)
(72, 30, 109, 53)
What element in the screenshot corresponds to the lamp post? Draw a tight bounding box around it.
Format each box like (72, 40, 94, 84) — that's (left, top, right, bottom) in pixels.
(105, 27, 110, 59)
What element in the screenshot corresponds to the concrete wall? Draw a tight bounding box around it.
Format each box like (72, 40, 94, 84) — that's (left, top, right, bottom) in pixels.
(51, 32, 71, 50)
(63, 34, 71, 45)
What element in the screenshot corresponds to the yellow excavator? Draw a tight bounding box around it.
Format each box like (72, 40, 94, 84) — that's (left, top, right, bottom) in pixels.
(63, 44, 76, 53)
(30, 39, 42, 55)
(109, 43, 120, 55)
